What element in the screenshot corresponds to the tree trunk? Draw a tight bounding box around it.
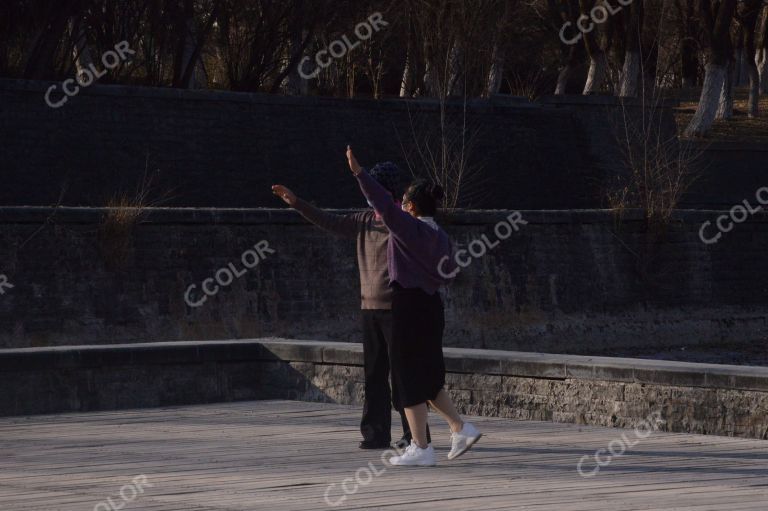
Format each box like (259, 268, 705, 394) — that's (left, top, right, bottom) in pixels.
(447, 43, 464, 97)
(400, 19, 414, 98)
(486, 43, 504, 96)
(68, 17, 94, 75)
(555, 40, 584, 94)
(619, 51, 641, 96)
(681, 42, 698, 87)
(734, 0, 761, 113)
(716, 60, 734, 118)
(422, 39, 438, 97)
(680, 0, 699, 87)
(758, 48, 768, 93)
(684, 63, 727, 136)
(583, 53, 608, 94)
(549, 0, 583, 94)
(747, 55, 760, 116)
(732, 47, 745, 86)
(400, 46, 412, 97)
(555, 66, 571, 94)
(655, 0, 676, 87)
(178, 18, 207, 88)
(755, 4, 768, 93)
(284, 29, 308, 95)
(23, 2, 75, 79)
(579, 0, 608, 94)
(618, 1, 643, 97)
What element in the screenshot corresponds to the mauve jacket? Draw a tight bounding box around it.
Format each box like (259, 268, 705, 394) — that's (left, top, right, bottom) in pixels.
(355, 170, 457, 294)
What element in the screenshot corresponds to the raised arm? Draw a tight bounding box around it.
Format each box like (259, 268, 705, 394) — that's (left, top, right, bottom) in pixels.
(272, 184, 360, 239)
(346, 146, 423, 241)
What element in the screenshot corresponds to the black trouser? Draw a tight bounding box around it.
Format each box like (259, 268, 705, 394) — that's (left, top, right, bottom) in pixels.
(360, 309, 430, 444)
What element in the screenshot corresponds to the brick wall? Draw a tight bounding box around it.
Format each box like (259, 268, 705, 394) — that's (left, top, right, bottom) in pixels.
(1, 206, 767, 352)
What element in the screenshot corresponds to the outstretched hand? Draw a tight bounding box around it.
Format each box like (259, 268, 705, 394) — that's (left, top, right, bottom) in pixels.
(271, 184, 298, 207)
(346, 145, 362, 175)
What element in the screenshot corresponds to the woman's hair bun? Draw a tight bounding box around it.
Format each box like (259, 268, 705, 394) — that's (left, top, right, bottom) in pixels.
(429, 183, 444, 201)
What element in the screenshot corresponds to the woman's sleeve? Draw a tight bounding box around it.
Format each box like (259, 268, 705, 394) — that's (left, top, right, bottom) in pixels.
(355, 170, 422, 242)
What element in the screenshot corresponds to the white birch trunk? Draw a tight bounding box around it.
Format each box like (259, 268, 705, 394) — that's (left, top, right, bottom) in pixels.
(423, 57, 437, 97)
(619, 51, 641, 97)
(68, 17, 94, 74)
(757, 48, 768, 94)
(180, 18, 207, 89)
(583, 53, 608, 94)
(716, 61, 734, 119)
(746, 55, 760, 116)
(399, 47, 412, 97)
(486, 44, 504, 97)
(684, 63, 727, 137)
(555, 66, 571, 95)
(447, 44, 464, 96)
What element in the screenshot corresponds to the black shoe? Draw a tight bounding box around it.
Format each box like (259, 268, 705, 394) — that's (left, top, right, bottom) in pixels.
(395, 436, 411, 450)
(359, 440, 391, 450)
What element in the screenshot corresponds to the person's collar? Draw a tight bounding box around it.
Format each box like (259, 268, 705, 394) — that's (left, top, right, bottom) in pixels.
(418, 216, 439, 230)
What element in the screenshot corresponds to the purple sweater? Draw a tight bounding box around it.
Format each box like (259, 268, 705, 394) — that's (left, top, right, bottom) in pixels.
(355, 170, 456, 294)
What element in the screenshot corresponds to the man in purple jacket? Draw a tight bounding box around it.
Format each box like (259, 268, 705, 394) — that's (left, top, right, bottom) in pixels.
(272, 166, 430, 449)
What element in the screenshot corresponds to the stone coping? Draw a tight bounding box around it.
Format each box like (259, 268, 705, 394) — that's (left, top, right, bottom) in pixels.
(2, 338, 767, 392)
(1, 206, 765, 226)
(0, 78, 538, 113)
(1, 78, 680, 110)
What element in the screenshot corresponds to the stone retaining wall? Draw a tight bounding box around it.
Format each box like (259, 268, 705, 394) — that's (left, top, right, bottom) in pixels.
(2, 206, 768, 353)
(2, 339, 766, 439)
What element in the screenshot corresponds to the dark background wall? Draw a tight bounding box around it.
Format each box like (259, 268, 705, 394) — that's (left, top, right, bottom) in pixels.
(0, 79, 677, 210)
(2, 79, 763, 211)
(1, 206, 767, 353)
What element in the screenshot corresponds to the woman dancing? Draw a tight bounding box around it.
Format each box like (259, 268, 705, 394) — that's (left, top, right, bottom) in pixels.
(346, 145, 482, 466)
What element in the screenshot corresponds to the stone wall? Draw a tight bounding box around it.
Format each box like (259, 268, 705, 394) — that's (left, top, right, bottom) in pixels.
(2, 206, 768, 353)
(0, 79, 673, 210)
(3, 339, 766, 439)
(3, 79, 765, 211)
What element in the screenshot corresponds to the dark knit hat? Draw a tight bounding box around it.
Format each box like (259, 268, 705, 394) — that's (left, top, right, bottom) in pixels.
(368, 162, 402, 197)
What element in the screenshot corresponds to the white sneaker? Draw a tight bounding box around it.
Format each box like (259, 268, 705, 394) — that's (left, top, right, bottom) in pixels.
(447, 422, 482, 460)
(389, 442, 436, 466)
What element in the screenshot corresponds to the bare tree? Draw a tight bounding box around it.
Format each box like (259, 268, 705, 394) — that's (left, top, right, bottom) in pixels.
(617, 0, 645, 97)
(580, 0, 610, 93)
(734, 0, 761, 116)
(545, 0, 586, 94)
(172, 0, 219, 89)
(684, 0, 737, 137)
(756, 2, 768, 93)
(485, 0, 516, 97)
(22, 0, 83, 79)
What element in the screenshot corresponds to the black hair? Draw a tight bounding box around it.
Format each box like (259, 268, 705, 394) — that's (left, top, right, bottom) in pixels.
(368, 162, 402, 197)
(403, 179, 444, 216)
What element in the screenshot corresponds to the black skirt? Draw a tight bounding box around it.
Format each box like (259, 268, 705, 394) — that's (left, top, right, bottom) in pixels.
(389, 282, 446, 409)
